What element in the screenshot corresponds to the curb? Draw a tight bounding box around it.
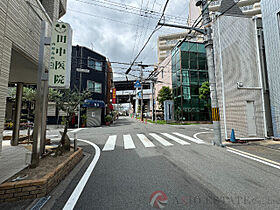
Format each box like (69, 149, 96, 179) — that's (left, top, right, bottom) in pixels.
(0, 148, 83, 203)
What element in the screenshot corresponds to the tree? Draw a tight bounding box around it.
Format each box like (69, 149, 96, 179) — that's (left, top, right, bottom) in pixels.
(51, 89, 91, 153)
(199, 81, 211, 120)
(157, 86, 172, 110)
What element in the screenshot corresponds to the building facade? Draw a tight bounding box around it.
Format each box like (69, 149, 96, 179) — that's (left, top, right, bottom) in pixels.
(209, 0, 261, 16)
(154, 54, 172, 111)
(71, 46, 108, 126)
(172, 41, 210, 121)
(212, 3, 272, 140)
(0, 0, 67, 151)
(261, 1, 280, 137)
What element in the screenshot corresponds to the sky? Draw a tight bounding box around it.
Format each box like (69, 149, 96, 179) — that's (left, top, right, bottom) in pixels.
(62, 0, 191, 80)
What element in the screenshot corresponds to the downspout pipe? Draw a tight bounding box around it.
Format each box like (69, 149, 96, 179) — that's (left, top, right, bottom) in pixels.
(253, 17, 268, 138)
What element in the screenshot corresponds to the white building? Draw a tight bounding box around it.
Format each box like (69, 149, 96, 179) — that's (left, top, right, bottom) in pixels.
(261, 0, 280, 137)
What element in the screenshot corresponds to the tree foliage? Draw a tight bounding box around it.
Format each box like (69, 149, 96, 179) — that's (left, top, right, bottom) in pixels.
(199, 82, 210, 101)
(157, 86, 172, 110)
(51, 89, 91, 152)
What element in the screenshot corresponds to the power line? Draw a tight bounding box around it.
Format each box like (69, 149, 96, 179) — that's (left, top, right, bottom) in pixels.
(126, 0, 170, 75)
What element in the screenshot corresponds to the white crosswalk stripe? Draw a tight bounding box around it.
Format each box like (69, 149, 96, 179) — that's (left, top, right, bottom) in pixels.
(123, 134, 136, 149)
(137, 134, 155, 148)
(102, 135, 117, 151)
(161, 133, 190, 145)
(172, 132, 205, 144)
(101, 132, 205, 152)
(149, 133, 173, 146)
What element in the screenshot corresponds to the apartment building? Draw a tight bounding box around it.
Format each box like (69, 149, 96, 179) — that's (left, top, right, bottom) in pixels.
(0, 0, 67, 151)
(209, 0, 261, 16)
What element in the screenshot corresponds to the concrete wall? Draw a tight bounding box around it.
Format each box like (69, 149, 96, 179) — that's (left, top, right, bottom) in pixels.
(212, 15, 265, 140)
(261, 1, 280, 137)
(0, 0, 66, 151)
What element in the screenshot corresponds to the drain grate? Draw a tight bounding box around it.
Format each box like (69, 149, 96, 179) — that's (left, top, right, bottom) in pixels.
(30, 196, 51, 210)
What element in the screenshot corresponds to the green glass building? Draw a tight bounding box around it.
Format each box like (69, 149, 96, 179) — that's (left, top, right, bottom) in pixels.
(172, 41, 210, 121)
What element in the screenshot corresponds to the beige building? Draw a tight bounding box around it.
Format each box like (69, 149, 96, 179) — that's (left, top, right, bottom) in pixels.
(154, 54, 172, 111)
(0, 0, 67, 151)
(209, 0, 261, 16)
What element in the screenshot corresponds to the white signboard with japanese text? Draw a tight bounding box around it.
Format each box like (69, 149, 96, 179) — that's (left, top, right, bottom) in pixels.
(49, 22, 72, 88)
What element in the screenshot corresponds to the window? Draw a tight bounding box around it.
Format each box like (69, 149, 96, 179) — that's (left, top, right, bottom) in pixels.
(87, 81, 102, 93)
(88, 58, 103, 71)
(88, 58, 94, 69)
(96, 61, 102, 71)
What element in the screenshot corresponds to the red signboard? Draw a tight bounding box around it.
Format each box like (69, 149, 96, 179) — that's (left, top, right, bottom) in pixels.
(112, 88, 116, 104)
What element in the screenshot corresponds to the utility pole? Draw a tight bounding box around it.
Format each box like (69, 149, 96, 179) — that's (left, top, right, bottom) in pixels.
(140, 65, 144, 121)
(196, 0, 222, 146)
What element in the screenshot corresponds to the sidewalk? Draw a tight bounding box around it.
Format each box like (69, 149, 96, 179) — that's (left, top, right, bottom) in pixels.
(225, 139, 280, 163)
(0, 140, 29, 184)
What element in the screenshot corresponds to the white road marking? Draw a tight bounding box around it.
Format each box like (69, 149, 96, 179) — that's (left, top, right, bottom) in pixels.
(193, 132, 212, 144)
(149, 133, 173, 146)
(173, 132, 205, 144)
(161, 133, 190, 145)
(227, 148, 280, 170)
(46, 135, 58, 138)
(70, 128, 86, 133)
(102, 135, 117, 151)
(63, 139, 101, 210)
(123, 134, 136, 149)
(137, 134, 155, 148)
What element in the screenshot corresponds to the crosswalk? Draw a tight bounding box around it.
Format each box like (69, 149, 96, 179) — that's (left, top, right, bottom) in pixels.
(102, 132, 205, 152)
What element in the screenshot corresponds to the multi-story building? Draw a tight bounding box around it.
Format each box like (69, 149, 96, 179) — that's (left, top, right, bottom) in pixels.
(261, 0, 280, 137)
(209, 0, 261, 16)
(71, 46, 108, 127)
(212, 1, 273, 140)
(172, 41, 210, 121)
(0, 0, 67, 151)
(154, 55, 172, 111)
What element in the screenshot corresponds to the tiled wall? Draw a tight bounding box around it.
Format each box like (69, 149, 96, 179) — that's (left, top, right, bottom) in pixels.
(213, 16, 265, 140)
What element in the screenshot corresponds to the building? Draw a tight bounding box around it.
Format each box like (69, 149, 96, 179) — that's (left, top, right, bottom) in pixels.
(212, 0, 272, 140)
(0, 0, 67, 151)
(209, 0, 261, 16)
(71, 46, 109, 126)
(172, 41, 210, 121)
(261, 0, 280, 137)
(154, 54, 172, 111)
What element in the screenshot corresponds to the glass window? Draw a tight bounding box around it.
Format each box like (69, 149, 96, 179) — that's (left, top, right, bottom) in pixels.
(96, 61, 102, 71)
(87, 81, 102, 93)
(88, 59, 94, 69)
(87, 80, 94, 92)
(95, 82, 102, 93)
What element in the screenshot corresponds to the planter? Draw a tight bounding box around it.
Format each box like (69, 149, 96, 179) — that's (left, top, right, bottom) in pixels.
(106, 122, 110, 126)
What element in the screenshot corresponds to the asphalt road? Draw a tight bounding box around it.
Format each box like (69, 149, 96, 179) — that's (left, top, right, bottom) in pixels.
(46, 117, 280, 210)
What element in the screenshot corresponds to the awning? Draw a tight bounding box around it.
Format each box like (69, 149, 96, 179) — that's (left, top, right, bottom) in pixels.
(83, 99, 105, 108)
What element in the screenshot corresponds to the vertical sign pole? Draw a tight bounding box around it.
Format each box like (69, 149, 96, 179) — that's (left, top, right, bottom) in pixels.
(31, 21, 48, 167)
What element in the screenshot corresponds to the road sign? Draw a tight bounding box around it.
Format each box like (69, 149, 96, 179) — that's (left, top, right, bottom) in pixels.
(49, 21, 72, 88)
(137, 91, 142, 98)
(134, 80, 141, 88)
(76, 68, 90, 73)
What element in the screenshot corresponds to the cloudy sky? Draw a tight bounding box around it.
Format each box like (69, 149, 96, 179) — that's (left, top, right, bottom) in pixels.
(62, 0, 191, 79)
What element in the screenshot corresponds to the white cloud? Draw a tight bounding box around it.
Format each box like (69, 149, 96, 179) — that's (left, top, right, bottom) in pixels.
(62, 0, 191, 78)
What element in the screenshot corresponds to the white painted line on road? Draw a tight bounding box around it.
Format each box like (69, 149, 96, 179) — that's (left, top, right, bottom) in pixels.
(137, 134, 155, 148)
(193, 132, 212, 144)
(227, 148, 280, 170)
(63, 139, 101, 210)
(149, 133, 173, 146)
(46, 135, 58, 138)
(123, 134, 136, 149)
(173, 132, 205, 144)
(161, 133, 190, 145)
(102, 135, 117, 151)
(70, 128, 86, 133)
